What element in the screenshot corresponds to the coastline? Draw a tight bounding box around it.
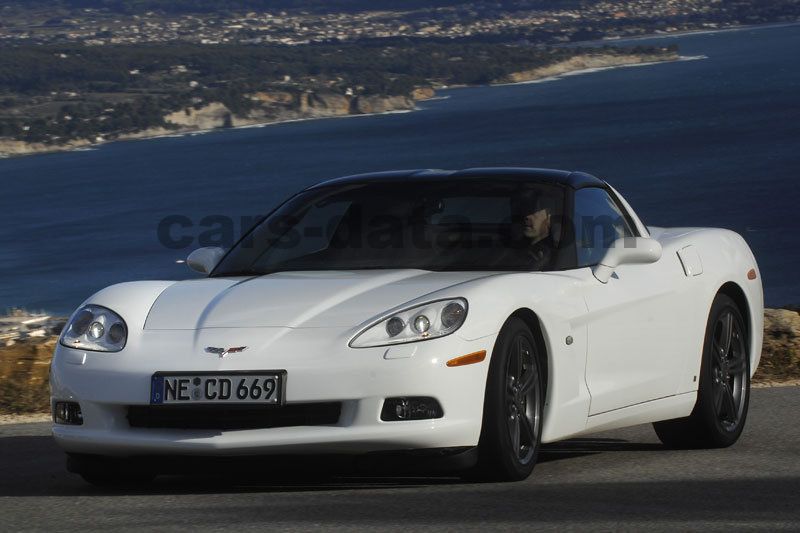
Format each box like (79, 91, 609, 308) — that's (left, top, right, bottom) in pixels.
(492, 55, 705, 88)
(0, 100, 420, 159)
(0, 51, 683, 160)
(490, 51, 691, 87)
(2, 20, 795, 161)
(591, 20, 800, 45)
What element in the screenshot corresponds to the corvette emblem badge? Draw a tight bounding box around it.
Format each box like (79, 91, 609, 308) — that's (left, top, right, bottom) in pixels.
(205, 346, 248, 358)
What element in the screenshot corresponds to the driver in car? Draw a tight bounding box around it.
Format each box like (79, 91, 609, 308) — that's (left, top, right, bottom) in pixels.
(512, 192, 556, 271)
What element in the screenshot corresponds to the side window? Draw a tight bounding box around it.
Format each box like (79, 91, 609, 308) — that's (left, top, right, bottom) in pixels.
(573, 188, 634, 267)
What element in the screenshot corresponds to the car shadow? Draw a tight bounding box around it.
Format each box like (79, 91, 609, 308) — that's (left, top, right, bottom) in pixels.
(0, 434, 669, 497)
(540, 437, 663, 459)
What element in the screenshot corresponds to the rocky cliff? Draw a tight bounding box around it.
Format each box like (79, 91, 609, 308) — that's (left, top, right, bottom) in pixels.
(0, 138, 93, 156)
(353, 95, 415, 114)
(759, 308, 800, 384)
(165, 102, 236, 130)
(411, 87, 436, 101)
(0, 90, 422, 157)
(503, 51, 681, 84)
(300, 92, 352, 116)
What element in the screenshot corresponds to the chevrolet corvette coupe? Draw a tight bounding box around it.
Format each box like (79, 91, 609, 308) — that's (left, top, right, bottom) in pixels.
(51, 168, 763, 484)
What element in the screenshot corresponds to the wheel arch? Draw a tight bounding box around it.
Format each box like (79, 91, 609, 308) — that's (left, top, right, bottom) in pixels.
(717, 282, 750, 337)
(507, 308, 550, 403)
(715, 281, 757, 372)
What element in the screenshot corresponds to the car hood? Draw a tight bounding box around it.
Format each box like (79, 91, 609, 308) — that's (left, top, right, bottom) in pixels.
(143, 270, 497, 330)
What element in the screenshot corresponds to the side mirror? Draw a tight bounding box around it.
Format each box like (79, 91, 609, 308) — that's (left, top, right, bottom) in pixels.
(592, 237, 662, 283)
(186, 247, 226, 274)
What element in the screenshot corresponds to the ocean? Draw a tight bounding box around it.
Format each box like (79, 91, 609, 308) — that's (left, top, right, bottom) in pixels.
(1, 23, 798, 314)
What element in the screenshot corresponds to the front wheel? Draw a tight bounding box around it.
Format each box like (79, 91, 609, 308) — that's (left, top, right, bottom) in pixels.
(470, 317, 545, 481)
(653, 293, 751, 448)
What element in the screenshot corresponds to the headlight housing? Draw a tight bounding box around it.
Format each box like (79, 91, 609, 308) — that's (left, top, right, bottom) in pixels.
(59, 305, 127, 352)
(349, 298, 468, 348)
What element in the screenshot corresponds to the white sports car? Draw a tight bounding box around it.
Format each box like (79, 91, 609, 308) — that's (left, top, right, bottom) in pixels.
(51, 168, 763, 484)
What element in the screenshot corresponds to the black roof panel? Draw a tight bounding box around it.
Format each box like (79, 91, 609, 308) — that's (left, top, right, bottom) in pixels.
(308, 167, 605, 190)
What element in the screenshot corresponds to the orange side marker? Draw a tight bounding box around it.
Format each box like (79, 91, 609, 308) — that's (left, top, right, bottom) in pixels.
(446, 350, 487, 367)
(747, 269, 757, 280)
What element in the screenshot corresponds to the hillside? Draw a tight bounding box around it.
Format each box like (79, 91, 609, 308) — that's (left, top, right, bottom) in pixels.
(0, 43, 678, 155)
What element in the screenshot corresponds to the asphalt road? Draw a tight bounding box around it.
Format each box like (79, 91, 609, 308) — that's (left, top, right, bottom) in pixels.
(1, 387, 799, 532)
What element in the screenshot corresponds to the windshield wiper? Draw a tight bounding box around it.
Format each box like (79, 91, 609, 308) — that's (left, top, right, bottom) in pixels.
(211, 269, 262, 278)
(212, 267, 311, 278)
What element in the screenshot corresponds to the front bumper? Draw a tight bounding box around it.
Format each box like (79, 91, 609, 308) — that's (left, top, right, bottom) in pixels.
(50, 326, 495, 457)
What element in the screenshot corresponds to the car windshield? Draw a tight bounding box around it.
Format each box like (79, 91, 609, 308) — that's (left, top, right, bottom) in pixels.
(212, 179, 566, 275)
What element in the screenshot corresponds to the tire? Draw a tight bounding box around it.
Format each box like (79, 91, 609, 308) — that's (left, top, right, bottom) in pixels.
(653, 293, 751, 449)
(67, 454, 156, 488)
(469, 317, 545, 481)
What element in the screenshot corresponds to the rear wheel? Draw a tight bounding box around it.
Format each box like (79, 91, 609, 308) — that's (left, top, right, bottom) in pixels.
(653, 293, 750, 448)
(470, 317, 544, 481)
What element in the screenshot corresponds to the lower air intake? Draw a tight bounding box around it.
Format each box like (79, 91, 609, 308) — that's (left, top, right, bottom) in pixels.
(127, 402, 342, 430)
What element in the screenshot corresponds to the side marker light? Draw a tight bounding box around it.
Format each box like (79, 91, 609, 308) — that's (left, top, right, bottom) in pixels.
(446, 350, 487, 367)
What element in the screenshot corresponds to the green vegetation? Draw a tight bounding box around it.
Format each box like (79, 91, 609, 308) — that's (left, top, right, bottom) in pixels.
(0, 41, 676, 94)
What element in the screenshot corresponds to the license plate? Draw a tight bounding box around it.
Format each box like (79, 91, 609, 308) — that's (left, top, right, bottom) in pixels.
(150, 371, 285, 405)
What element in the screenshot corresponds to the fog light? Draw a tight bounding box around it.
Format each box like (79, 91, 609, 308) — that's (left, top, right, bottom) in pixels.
(53, 401, 83, 425)
(381, 397, 443, 421)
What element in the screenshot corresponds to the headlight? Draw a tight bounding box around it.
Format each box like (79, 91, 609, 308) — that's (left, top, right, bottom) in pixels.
(349, 298, 468, 348)
(60, 305, 127, 352)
